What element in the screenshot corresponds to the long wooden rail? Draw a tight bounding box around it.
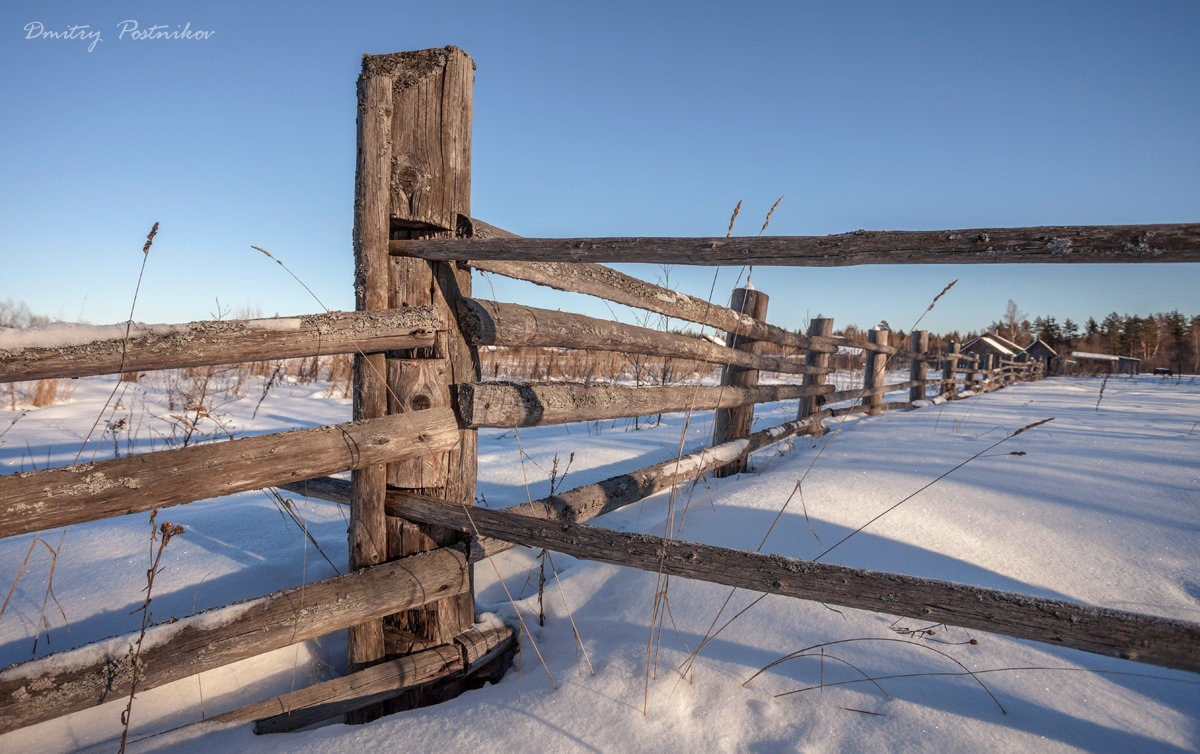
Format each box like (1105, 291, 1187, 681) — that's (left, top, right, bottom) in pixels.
(388, 496, 1200, 675)
(0, 406, 459, 538)
(460, 299, 828, 376)
(393, 224, 1200, 266)
(0, 548, 469, 734)
(0, 307, 439, 383)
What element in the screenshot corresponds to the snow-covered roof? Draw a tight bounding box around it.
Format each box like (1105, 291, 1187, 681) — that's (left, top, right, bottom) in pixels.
(962, 333, 1018, 357)
(1020, 338, 1058, 357)
(1071, 351, 1121, 362)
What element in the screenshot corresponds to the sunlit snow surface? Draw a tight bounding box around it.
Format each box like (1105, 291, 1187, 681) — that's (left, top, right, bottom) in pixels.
(1, 372, 1197, 753)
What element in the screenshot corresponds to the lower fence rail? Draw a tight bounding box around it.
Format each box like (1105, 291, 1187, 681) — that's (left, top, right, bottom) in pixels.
(0, 548, 470, 734)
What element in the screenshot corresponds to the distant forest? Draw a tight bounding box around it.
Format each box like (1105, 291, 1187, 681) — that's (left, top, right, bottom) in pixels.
(837, 299, 1197, 374)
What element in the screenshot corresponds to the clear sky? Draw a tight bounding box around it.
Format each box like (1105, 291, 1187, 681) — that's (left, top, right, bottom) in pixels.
(2, 1, 1197, 337)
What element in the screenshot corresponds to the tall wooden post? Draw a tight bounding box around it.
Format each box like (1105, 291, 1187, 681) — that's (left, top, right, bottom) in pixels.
(349, 65, 393, 679)
(942, 341, 959, 399)
(908, 330, 929, 403)
(713, 286, 768, 476)
(863, 328, 888, 416)
(797, 317, 833, 434)
(351, 47, 478, 717)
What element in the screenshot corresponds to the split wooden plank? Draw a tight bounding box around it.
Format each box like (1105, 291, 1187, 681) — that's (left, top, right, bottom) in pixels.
(453, 381, 832, 428)
(460, 299, 828, 377)
(0, 406, 459, 539)
(0, 308, 439, 384)
(0, 549, 469, 734)
(379, 44, 480, 651)
(386, 496, 1200, 675)
(391, 224, 1200, 265)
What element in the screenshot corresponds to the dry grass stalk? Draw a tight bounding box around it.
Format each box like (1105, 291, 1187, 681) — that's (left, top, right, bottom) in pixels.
(119, 513, 183, 753)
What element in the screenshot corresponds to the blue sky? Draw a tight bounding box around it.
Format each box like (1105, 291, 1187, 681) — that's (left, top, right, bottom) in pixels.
(2, 1, 1197, 337)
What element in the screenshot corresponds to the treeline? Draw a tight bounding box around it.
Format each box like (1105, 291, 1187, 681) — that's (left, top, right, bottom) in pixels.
(976, 304, 1198, 373)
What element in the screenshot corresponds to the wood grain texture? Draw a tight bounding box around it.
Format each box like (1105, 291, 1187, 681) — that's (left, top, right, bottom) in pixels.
(0, 308, 438, 384)
(468, 258, 817, 351)
(797, 317, 834, 434)
(282, 410, 831, 548)
(365, 46, 473, 233)
(0, 549, 469, 734)
(713, 287, 768, 477)
(454, 381, 832, 428)
(460, 299, 828, 377)
(387, 496, 1200, 675)
(392, 224, 1200, 265)
(0, 406, 459, 539)
(351, 64, 396, 671)
(379, 45, 478, 649)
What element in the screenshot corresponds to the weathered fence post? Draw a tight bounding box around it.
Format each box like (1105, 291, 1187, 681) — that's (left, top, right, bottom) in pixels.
(349, 58, 393, 682)
(352, 46, 480, 718)
(713, 286, 768, 476)
(909, 330, 929, 403)
(797, 316, 833, 434)
(942, 341, 959, 399)
(863, 328, 888, 415)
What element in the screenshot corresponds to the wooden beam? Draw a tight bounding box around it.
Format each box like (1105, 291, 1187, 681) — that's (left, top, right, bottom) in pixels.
(387, 496, 1200, 675)
(468, 259, 818, 351)
(713, 287, 769, 476)
(797, 317, 833, 434)
(252, 624, 513, 734)
(281, 410, 832, 548)
(453, 381, 832, 428)
(391, 224, 1200, 265)
(380, 44, 479, 653)
(0, 406, 459, 539)
(0, 549, 469, 734)
(0, 308, 439, 384)
(460, 299, 828, 376)
(350, 56, 396, 676)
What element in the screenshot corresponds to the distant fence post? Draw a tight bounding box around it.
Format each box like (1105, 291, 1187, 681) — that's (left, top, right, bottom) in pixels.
(909, 330, 929, 403)
(713, 286, 768, 476)
(942, 341, 959, 398)
(797, 316, 834, 434)
(352, 46, 479, 719)
(863, 328, 888, 415)
(963, 353, 977, 392)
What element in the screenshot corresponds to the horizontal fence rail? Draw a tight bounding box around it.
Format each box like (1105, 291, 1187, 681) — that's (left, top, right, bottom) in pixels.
(0, 548, 469, 734)
(0, 406, 459, 538)
(461, 299, 828, 376)
(385, 495, 1200, 675)
(394, 223, 1200, 266)
(454, 381, 833, 428)
(0, 307, 440, 383)
(283, 410, 833, 543)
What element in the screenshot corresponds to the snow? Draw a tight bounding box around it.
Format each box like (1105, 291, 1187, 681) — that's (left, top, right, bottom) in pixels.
(1, 371, 1197, 752)
(0, 316, 303, 351)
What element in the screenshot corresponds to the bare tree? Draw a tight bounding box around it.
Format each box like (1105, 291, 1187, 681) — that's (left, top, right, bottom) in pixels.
(1002, 299, 1028, 344)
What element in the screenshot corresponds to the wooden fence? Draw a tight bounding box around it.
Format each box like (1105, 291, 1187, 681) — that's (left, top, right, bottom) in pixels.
(0, 44, 1197, 737)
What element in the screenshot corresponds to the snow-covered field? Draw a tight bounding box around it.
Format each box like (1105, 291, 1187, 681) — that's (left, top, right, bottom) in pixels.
(1, 372, 1197, 752)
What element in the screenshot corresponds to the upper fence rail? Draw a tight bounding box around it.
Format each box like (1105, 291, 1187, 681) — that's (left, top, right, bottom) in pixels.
(394, 223, 1200, 266)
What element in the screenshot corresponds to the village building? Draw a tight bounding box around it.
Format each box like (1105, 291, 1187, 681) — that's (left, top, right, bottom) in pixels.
(961, 332, 1023, 360)
(1070, 351, 1142, 375)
